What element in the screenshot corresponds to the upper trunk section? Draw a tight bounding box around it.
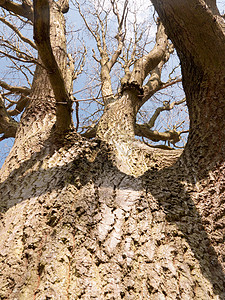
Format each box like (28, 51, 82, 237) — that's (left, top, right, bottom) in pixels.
(97, 89, 140, 144)
(181, 61, 225, 176)
(151, 0, 225, 176)
(96, 88, 181, 176)
(0, 1, 72, 179)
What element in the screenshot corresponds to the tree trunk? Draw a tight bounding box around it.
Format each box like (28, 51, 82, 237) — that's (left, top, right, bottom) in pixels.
(0, 1, 225, 300)
(0, 0, 72, 180)
(1, 134, 225, 299)
(1, 86, 224, 300)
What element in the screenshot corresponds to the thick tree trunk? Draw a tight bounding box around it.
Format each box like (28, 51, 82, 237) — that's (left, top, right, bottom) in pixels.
(0, 1, 225, 299)
(1, 137, 225, 299)
(1, 83, 224, 299)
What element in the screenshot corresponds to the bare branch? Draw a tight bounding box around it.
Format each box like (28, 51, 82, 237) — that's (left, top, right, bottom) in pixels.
(142, 68, 181, 104)
(128, 20, 168, 87)
(159, 78, 182, 91)
(9, 60, 33, 87)
(74, 0, 104, 55)
(146, 98, 186, 129)
(0, 16, 36, 49)
(0, 39, 34, 59)
(137, 42, 176, 105)
(0, 79, 31, 95)
(108, 0, 128, 70)
(0, 0, 33, 21)
(0, 49, 38, 64)
(96, 10, 107, 53)
(135, 123, 181, 144)
(71, 46, 87, 80)
(92, 48, 100, 63)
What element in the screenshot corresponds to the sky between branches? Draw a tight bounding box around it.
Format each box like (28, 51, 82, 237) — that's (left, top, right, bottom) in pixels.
(0, 0, 224, 166)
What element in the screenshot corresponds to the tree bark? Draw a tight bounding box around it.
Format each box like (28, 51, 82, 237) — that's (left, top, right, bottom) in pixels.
(150, 0, 225, 173)
(0, 1, 225, 299)
(1, 137, 225, 299)
(0, 0, 73, 179)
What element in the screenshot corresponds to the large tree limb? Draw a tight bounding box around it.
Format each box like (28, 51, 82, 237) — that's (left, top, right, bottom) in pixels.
(141, 43, 175, 104)
(33, 0, 72, 133)
(81, 120, 181, 144)
(0, 0, 33, 21)
(128, 21, 168, 87)
(135, 98, 186, 143)
(0, 94, 18, 139)
(135, 124, 181, 144)
(151, 0, 225, 70)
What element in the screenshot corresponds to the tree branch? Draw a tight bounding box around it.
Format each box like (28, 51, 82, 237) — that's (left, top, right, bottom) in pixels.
(146, 98, 186, 129)
(71, 46, 87, 81)
(0, 49, 38, 64)
(0, 94, 18, 139)
(7, 95, 29, 116)
(141, 45, 180, 104)
(33, 0, 72, 133)
(81, 120, 183, 144)
(0, 80, 31, 95)
(74, 0, 104, 56)
(0, 0, 33, 22)
(128, 20, 168, 87)
(151, 0, 225, 70)
(108, 0, 128, 70)
(135, 123, 181, 144)
(0, 16, 36, 49)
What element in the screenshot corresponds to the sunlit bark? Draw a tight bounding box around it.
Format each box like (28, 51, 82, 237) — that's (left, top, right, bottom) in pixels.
(0, 1, 224, 299)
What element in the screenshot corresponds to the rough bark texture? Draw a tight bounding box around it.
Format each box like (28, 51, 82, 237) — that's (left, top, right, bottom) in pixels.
(33, 0, 73, 133)
(0, 0, 225, 299)
(0, 138, 224, 299)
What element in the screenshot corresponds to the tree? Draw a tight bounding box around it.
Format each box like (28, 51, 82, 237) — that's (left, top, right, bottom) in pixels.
(68, 0, 188, 148)
(0, 0, 224, 299)
(0, 0, 187, 150)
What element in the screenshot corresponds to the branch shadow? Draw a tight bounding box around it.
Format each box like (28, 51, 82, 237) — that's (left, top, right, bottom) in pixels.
(0, 137, 224, 298)
(142, 157, 225, 298)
